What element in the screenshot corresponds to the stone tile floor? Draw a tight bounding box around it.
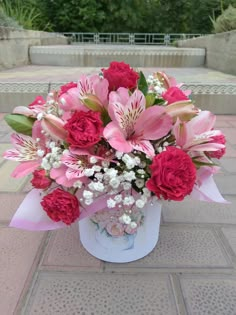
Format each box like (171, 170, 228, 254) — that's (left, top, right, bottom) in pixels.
(0, 65, 236, 83)
(0, 114, 236, 314)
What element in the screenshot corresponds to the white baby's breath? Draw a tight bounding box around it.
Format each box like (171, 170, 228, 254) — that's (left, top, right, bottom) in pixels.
(107, 198, 116, 208)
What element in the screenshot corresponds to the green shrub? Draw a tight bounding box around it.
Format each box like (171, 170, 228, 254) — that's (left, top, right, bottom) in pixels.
(0, 8, 22, 28)
(0, 0, 52, 31)
(211, 5, 236, 33)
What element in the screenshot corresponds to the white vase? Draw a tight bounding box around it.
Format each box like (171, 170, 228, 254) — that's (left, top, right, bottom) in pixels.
(79, 200, 162, 263)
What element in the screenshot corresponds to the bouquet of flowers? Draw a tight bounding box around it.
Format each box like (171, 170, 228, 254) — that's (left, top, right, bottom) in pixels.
(3, 61, 227, 235)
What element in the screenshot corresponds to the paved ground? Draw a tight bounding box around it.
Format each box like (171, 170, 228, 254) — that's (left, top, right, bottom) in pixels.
(0, 112, 236, 314)
(1, 64, 236, 83)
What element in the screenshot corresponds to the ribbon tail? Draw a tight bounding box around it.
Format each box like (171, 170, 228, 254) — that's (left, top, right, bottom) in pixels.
(190, 175, 229, 204)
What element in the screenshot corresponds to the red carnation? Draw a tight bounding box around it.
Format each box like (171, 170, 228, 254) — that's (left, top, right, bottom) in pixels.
(146, 146, 196, 201)
(102, 61, 139, 92)
(162, 87, 189, 105)
(31, 169, 52, 189)
(41, 188, 80, 225)
(207, 134, 226, 159)
(64, 110, 103, 148)
(28, 96, 45, 109)
(59, 82, 77, 96)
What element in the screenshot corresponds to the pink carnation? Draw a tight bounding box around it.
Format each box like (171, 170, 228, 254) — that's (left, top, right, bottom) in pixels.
(59, 82, 77, 96)
(41, 188, 80, 225)
(28, 96, 45, 109)
(208, 134, 226, 159)
(31, 169, 52, 189)
(146, 147, 196, 201)
(102, 61, 139, 92)
(162, 87, 189, 105)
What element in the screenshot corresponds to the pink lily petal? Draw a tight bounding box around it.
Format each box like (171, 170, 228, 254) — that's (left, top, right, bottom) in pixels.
(154, 72, 172, 89)
(50, 165, 77, 187)
(93, 76, 109, 106)
(4, 134, 38, 161)
(59, 87, 87, 112)
(61, 151, 87, 174)
(109, 88, 130, 107)
(11, 161, 40, 178)
(173, 119, 194, 148)
(103, 122, 132, 152)
(130, 139, 155, 157)
(135, 106, 172, 140)
(109, 89, 145, 131)
(165, 100, 197, 121)
(41, 114, 67, 141)
(13, 106, 35, 117)
(32, 121, 47, 150)
(108, 88, 129, 122)
(190, 143, 225, 152)
(69, 147, 91, 155)
(188, 111, 216, 135)
(66, 168, 85, 180)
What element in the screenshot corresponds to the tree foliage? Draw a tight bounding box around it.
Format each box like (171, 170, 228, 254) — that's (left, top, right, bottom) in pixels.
(2, 0, 236, 33)
(211, 4, 236, 32)
(0, 0, 53, 30)
(0, 7, 22, 28)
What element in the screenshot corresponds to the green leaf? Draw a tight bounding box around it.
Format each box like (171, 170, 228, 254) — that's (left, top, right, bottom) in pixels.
(138, 71, 148, 95)
(82, 98, 101, 111)
(145, 93, 156, 108)
(154, 98, 166, 106)
(4, 114, 35, 136)
(101, 109, 111, 126)
(192, 159, 218, 168)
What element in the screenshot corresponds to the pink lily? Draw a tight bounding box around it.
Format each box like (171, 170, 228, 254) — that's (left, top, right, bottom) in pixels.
(3, 122, 47, 178)
(41, 114, 67, 141)
(50, 165, 79, 187)
(59, 74, 109, 112)
(165, 100, 198, 122)
(103, 88, 172, 157)
(172, 111, 225, 155)
(60, 148, 91, 180)
(13, 92, 59, 118)
(153, 71, 191, 96)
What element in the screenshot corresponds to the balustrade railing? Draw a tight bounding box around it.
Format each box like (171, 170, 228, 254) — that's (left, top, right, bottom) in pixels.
(60, 32, 205, 45)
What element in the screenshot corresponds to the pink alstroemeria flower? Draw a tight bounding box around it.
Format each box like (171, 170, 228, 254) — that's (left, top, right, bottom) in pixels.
(3, 122, 47, 178)
(59, 74, 109, 112)
(153, 71, 191, 97)
(172, 111, 225, 155)
(60, 148, 91, 180)
(13, 92, 61, 119)
(103, 88, 172, 157)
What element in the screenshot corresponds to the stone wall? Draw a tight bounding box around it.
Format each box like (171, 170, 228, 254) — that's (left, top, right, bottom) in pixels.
(177, 30, 236, 75)
(0, 27, 68, 70)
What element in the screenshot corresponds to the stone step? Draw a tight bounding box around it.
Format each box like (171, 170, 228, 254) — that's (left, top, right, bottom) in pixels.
(29, 45, 206, 67)
(0, 66, 235, 114)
